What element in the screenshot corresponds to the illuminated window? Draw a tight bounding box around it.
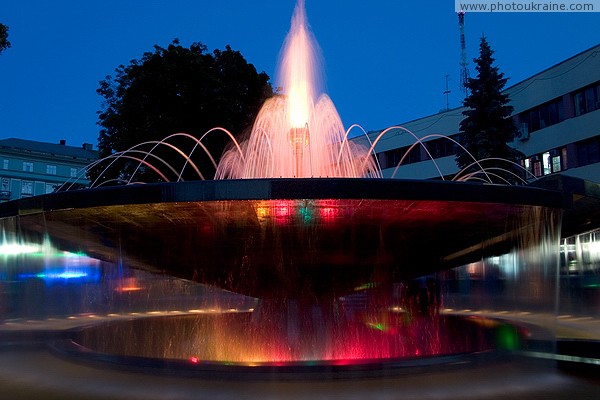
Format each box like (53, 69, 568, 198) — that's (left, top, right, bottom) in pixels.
(1, 178, 9, 191)
(70, 168, 78, 178)
(45, 183, 54, 194)
(46, 165, 57, 175)
(552, 156, 561, 173)
(542, 152, 551, 175)
(2, 160, 8, 170)
(22, 162, 33, 172)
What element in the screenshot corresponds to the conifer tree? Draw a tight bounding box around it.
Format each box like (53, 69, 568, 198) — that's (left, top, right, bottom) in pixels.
(0, 23, 10, 55)
(456, 36, 522, 182)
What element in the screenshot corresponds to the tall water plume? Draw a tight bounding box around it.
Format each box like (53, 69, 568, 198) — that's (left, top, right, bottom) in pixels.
(215, 0, 380, 179)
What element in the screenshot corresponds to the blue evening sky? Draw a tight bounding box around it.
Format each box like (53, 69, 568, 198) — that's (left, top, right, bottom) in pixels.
(0, 0, 598, 148)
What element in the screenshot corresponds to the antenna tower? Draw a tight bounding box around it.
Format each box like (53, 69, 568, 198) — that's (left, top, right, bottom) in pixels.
(458, 10, 469, 97)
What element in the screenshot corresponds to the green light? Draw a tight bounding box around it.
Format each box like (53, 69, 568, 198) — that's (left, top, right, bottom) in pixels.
(354, 282, 377, 291)
(367, 322, 387, 332)
(496, 324, 520, 350)
(298, 206, 313, 224)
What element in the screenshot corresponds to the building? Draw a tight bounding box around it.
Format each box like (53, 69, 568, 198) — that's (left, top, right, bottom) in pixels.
(356, 43, 600, 184)
(352, 43, 600, 304)
(0, 138, 98, 202)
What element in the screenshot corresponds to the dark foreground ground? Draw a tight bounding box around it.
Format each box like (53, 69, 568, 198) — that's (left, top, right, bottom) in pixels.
(2, 345, 600, 400)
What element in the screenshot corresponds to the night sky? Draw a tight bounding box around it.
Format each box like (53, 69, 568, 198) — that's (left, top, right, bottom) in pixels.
(1, 0, 598, 147)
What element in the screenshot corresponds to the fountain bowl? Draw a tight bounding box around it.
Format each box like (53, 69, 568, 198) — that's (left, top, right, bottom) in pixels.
(0, 178, 564, 298)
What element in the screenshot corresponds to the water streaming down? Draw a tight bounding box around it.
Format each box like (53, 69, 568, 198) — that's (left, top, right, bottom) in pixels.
(215, 0, 379, 179)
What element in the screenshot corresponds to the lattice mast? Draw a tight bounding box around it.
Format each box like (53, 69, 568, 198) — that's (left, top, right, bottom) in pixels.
(458, 10, 470, 97)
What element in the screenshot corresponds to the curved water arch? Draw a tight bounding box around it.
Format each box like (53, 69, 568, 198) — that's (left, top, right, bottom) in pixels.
(89, 146, 184, 188)
(127, 139, 206, 184)
(361, 127, 444, 180)
(58, 149, 178, 192)
(339, 124, 383, 178)
(96, 154, 171, 184)
(453, 157, 536, 183)
(388, 133, 495, 183)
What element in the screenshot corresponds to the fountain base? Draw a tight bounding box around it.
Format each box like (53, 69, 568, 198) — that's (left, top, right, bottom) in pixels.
(52, 312, 524, 379)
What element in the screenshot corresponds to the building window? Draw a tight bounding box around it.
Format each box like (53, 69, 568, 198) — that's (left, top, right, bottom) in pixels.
(382, 145, 424, 169)
(524, 147, 566, 178)
(576, 136, 600, 167)
(46, 183, 55, 194)
(0, 178, 9, 201)
(533, 159, 542, 177)
(21, 181, 33, 196)
(573, 82, 600, 117)
(425, 136, 457, 159)
(2, 160, 8, 170)
(70, 167, 78, 178)
(552, 155, 562, 173)
(22, 162, 33, 172)
(519, 97, 565, 134)
(562, 147, 568, 170)
(46, 165, 57, 175)
(542, 152, 552, 175)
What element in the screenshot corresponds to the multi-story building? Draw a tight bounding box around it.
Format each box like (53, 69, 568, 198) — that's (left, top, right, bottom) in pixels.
(356, 43, 600, 184)
(352, 43, 600, 299)
(0, 138, 98, 202)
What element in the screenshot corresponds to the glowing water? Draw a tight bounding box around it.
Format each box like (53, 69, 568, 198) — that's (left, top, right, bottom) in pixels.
(215, 0, 379, 179)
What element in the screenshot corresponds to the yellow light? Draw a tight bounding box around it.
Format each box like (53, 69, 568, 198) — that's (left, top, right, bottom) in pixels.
(288, 81, 309, 128)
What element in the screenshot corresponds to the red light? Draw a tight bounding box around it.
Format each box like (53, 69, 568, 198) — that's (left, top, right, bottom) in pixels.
(319, 207, 337, 222)
(190, 356, 199, 364)
(274, 201, 291, 217)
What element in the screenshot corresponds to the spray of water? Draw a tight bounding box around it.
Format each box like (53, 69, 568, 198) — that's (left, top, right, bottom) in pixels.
(215, 0, 380, 179)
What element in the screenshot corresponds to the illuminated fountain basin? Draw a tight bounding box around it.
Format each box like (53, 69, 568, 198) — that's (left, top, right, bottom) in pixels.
(0, 178, 563, 370)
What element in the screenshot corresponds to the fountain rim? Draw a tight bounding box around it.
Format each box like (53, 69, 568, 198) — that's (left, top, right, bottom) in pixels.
(0, 178, 565, 218)
(43, 312, 522, 381)
(48, 335, 508, 381)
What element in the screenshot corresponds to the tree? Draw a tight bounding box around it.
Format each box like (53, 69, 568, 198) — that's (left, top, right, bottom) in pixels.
(93, 40, 273, 184)
(455, 36, 523, 183)
(0, 23, 11, 55)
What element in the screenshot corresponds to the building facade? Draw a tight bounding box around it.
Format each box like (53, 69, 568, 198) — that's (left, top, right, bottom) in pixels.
(356, 43, 600, 184)
(0, 138, 98, 202)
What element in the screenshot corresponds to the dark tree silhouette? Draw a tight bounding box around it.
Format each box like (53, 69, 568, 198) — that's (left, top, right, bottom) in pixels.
(0, 23, 11, 55)
(94, 40, 273, 184)
(455, 36, 523, 183)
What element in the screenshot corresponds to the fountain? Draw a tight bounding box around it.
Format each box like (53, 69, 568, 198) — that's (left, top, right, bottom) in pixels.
(0, 0, 567, 386)
(215, 1, 379, 180)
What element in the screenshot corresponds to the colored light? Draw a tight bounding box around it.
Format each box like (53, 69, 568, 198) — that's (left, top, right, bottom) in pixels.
(37, 271, 88, 279)
(190, 357, 199, 364)
(0, 243, 40, 256)
(319, 206, 338, 222)
(368, 322, 387, 332)
(298, 206, 313, 224)
(496, 324, 520, 350)
(354, 282, 377, 291)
